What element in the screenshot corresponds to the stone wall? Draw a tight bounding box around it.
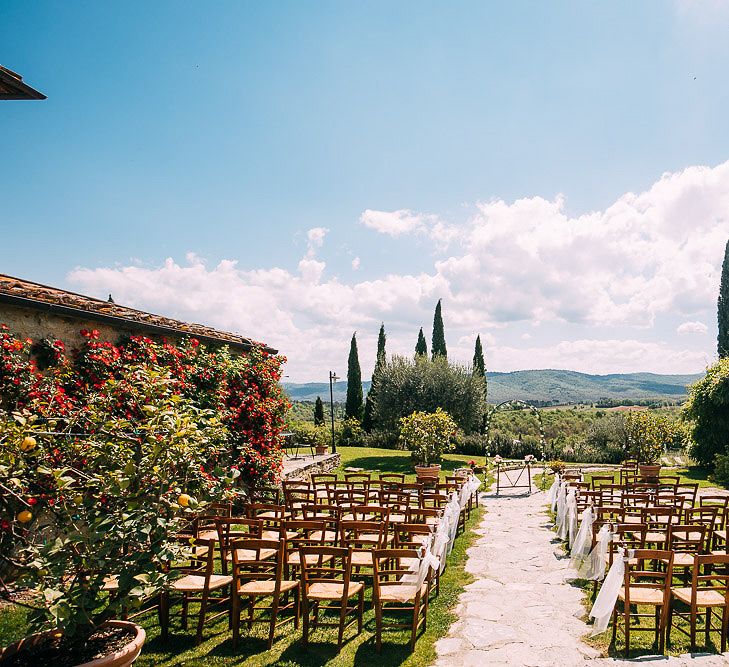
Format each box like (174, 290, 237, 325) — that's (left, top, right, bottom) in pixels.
(281, 453, 341, 482)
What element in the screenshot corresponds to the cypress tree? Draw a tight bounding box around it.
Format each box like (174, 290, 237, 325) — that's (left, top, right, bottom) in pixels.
(362, 324, 386, 431)
(719, 239, 729, 358)
(415, 327, 428, 357)
(345, 332, 363, 420)
(431, 299, 447, 360)
(313, 396, 325, 426)
(473, 335, 485, 377)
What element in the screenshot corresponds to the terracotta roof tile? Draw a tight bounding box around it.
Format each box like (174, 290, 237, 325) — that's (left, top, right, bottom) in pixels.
(0, 274, 277, 354)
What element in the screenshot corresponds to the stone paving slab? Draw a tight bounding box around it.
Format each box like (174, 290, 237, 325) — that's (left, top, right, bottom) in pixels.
(434, 486, 729, 667)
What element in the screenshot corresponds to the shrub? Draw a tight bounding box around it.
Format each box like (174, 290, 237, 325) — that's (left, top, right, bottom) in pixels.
(712, 453, 729, 487)
(454, 432, 488, 456)
(288, 420, 328, 448)
(581, 415, 629, 463)
(0, 365, 239, 644)
(683, 358, 729, 467)
(624, 411, 675, 464)
(337, 417, 365, 447)
(398, 408, 457, 466)
(373, 355, 486, 435)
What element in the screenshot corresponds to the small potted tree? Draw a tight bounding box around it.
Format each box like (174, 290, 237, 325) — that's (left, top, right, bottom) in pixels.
(0, 366, 237, 666)
(398, 408, 457, 482)
(624, 412, 668, 481)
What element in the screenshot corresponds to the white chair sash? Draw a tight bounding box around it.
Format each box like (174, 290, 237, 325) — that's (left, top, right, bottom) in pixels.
(555, 482, 567, 536)
(589, 547, 631, 635)
(566, 490, 578, 547)
(548, 475, 560, 510)
(577, 524, 611, 581)
(569, 505, 594, 571)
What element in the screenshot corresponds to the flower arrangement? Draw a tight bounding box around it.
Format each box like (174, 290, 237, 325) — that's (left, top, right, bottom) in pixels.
(524, 454, 535, 463)
(548, 459, 566, 474)
(492, 454, 503, 465)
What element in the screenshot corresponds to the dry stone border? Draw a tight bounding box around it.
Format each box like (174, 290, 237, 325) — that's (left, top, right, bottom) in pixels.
(434, 485, 729, 666)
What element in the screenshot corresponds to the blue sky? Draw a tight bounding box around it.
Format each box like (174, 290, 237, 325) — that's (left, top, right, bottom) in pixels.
(2, 1, 729, 380)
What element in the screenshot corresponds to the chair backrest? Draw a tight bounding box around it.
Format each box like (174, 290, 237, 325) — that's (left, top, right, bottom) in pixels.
(407, 507, 440, 525)
(421, 490, 449, 509)
(283, 518, 330, 557)
(684, 505, 719, 531)
(394, 523, 433, 549)
(675, 483, 699, 507)
(283, 486, 319, 515)
(608, 523, 647, 566)
(230, 537, 284, 587)
(329, 487, 368, 508)
(643, 506, 677, 531)
(339, 519, 387, 551)
(622, 492, 651, 508)
(173, 535, 217, 580)
(372, 548, 426, 598)
(686, 554, 729, 607)
(378, 489, 410, 514)
(668, 523, 708, 555)
(700, 495, 729, 512)
(345, 473, 371, 483)
(299, 545, 352, 589)
(591, 475, 615, 490)
(621, 548, 674, 608)
(311, 473, 337, 488)
(379, 473, 405, 484)
(215, 517, 263, 557)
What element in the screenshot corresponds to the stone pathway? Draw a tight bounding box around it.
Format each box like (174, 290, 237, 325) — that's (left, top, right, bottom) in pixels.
(434, 486, 729, 666)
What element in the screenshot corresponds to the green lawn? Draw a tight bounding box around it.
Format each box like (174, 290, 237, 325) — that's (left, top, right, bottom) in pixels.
(0, 449, 489, 666)
(335, 446, 494, 485)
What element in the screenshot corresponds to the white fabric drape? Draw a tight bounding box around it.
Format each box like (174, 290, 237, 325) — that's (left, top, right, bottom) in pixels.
(589, 548, 630, 635)
(569, 505, 594, 571)
(577, 524, 611, 581)
(547, 476, 560, 510)
(394, 542, 441, 602)
(566, 490, 578, 547)
(555, 482, 567, 537)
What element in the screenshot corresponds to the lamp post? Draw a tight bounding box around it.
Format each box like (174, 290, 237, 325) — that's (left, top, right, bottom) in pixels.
(329, 371, 339, 454)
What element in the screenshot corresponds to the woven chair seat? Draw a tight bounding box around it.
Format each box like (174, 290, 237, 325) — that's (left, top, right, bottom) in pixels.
(618, 586, 665, 605)
(197, 529, 218, 540)
(173, 574, 233, 592)
(238, 579, 298, 596)
(714, 530, 726, 542)
(645, 531, 667, 544)
(226, 548, 277, 562)
(389, 514, 407, 524)
(672, 587, 727, 607)
(307, 581, 363, 600)
(378, 582, 428, 603)
(287, 552, 333, 566)
(673, 552, 699, 567)
(351, 551, 374, 567)
(262, 530, 298, 541)
(310, 530, 338, 542)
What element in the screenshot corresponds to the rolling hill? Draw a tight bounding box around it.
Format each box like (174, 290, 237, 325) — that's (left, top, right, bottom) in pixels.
(282, 369, 703, 405)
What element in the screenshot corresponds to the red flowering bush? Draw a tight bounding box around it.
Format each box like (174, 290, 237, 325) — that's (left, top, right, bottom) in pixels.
(0, 324, 288, 643)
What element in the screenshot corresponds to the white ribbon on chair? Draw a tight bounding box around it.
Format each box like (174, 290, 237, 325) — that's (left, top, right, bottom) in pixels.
(589, 547, 631, 635)
(577, 523, 611, 581)
(569, 505, 594, 571)
(548, 475, 560, 510)
(394, 541, 441, 602)
(555, 482, 567, 535)
(566, 490, 578, 547)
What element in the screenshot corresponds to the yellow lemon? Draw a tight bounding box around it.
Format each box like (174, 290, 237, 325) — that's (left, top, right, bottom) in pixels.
(177, 494, 191, 507)
(20, 436, 37, 452)
(17, 510, 33, 524)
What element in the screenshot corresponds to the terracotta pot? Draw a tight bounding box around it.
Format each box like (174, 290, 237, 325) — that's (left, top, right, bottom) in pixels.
(0, 620, 145, 667)
(315, 445, 328, 456)
(415, 464, 441, 482)
(638, 464, 661, 480)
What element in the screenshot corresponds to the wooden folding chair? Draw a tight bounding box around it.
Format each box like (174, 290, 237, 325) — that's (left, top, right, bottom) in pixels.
(611, 548, 674, 656)
(230, 537, 299, 649)
(299, 545, 365, 649)
(668, 553, 729, 652)
(372, 548, 429, 651)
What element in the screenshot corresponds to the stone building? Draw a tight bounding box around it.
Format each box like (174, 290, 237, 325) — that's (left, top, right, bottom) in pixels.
(0, 273, 276, 355)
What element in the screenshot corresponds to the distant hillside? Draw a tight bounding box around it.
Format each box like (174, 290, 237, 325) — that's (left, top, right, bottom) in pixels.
(282, 370, 703, 405)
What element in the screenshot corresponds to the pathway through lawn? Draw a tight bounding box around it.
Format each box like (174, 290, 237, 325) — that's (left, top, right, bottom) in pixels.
(434, 484, 729, 666)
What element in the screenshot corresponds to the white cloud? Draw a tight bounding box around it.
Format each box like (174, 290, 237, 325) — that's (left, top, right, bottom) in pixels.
(677, 320, 709, 335)
(359, 209, 426, 237)
(67, 161, 729, 380)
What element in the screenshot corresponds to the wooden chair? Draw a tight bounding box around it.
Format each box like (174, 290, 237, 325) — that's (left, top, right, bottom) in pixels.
(675, 483, 699, 508)
(407, 507, 440, 527)
(339, 519, 387, 573)
(642, 507, 676, 548)
(230, 537, 299, 649)
(395, 523, 439, 595)
(591, 474, 615, 490)
(372, 549, 429, 651)
(161, 537, 235, 645)
(379, 473, 405, 484)
(668, 553, 729, 652)
(299, 545, 365, 649)
(248, 485, 282, 506)
(245, 502, 290, 540)
(214, 517, 267, 574)
(667, 524, 708, 580)
(311, 473, 337, 502)
(282, 519, 331, 578)
(611, 548, 674, 656)
(300, 504, 342, 544)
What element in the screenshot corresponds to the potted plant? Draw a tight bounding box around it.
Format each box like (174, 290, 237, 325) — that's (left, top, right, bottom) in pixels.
(0, 364, 237, 666)
(398, 408, 457, 482)
(624, 412, 670, 481)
